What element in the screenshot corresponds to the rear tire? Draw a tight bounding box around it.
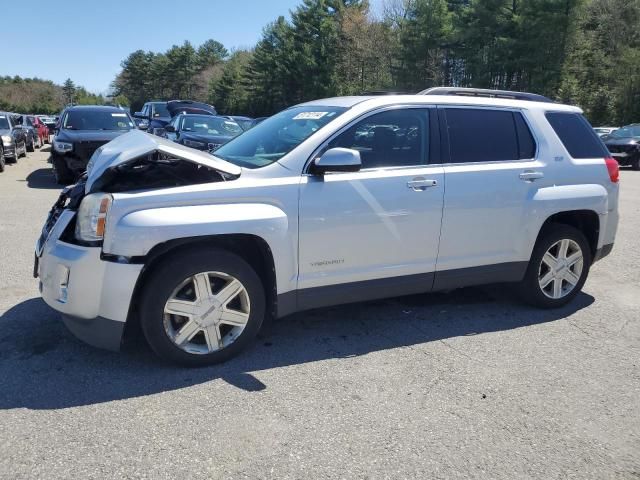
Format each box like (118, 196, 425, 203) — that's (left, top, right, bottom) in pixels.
(0, 146, 4, 172)
(27, 137, 35, 152)
(140, 248, 266, 367)
(517, 224, 591, 309)
(52, 156, 75, 185)
(631, 157, 640, 171)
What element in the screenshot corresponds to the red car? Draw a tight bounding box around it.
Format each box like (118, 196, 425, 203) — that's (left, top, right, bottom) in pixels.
(29, 116, 49, 145)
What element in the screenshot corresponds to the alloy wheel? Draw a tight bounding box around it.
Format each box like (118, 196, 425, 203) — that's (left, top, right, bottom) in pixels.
(163, 271, 251, 355)
(538, 238, 584, 299)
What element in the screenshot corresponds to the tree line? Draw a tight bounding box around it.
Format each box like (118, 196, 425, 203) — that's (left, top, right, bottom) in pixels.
(115, 0, 640, 125)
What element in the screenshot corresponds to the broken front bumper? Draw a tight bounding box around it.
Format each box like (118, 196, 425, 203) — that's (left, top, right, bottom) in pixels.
(35, 209, 143, 351)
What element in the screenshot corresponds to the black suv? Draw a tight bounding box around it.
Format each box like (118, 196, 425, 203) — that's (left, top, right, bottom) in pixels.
(0, 112, 28, 171)
(51, 105, 135, 184)
(134, 100, 217, 135)
(602, 124, 640, 170)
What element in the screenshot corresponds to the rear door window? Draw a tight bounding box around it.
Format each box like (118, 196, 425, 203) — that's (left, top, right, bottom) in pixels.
(545, 112, 608, 159)
(443, 108, 535, 163)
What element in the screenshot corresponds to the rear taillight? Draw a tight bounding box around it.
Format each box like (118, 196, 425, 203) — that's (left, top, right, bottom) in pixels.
(605, 157, 619, 183)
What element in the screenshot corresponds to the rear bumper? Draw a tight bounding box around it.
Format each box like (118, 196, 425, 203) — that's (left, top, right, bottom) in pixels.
(593, 243, 614, 263)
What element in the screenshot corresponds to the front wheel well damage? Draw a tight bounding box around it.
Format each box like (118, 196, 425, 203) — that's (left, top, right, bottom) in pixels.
(536, 210, 600, 258)
(123, 234, 277, 342)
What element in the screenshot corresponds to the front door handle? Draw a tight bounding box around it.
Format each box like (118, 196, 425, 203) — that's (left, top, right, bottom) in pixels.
(407, 178, 438, 191)
(519, 170, 544, 182)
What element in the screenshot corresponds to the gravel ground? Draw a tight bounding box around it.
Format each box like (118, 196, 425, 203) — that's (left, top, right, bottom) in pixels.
(0, 147, 638, 479)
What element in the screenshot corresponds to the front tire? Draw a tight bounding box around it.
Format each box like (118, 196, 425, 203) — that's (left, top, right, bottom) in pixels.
(140, 248, 266, 367)
(52, 156, 74, 185)
(518, 225, 592, 309)
(27, 137, 35, 152)
(0, 145, 4, 172)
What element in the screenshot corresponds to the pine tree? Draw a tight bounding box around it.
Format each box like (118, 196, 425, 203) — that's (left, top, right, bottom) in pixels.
(62, 78, 76, 105)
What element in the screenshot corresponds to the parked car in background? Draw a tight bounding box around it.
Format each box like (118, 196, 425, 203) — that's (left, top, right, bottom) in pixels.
(602, 124, 640, 170)
(38, 116, 58, 140)
(51, 105, 136, 184)
(0, 112, 28, 170)
(18, 115, 43, 151)
(224, 115, 255, 131)
(163, 114, 243, 152)
(35, 89, 619, 366)
(594, 127, 618, 137)
(134, 100, 217, 135)
(29, 115, 49, 145)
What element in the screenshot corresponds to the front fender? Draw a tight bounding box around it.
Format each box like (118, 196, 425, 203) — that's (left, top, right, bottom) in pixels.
(105, 203, 289, 256)
(103, 203, 295, 292)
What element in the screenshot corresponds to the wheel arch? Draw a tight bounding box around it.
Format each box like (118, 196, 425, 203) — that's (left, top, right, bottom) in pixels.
(124, 234, 278, 339)
(535, 210, 600, 259)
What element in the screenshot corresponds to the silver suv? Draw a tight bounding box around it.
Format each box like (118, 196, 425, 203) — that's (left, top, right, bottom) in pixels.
(35, 89, 620, 366)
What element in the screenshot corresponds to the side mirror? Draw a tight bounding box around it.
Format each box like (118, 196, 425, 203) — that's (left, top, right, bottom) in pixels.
(311, 148, 362, 175)
(164, 125, 175, 133)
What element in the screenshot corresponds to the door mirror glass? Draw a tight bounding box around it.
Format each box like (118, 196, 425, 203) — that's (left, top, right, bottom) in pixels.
(312, 148, 361, 175)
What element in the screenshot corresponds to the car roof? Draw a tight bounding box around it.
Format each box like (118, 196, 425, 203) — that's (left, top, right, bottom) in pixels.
(298, 94, 582, 113)
(65, 105, 126, 112)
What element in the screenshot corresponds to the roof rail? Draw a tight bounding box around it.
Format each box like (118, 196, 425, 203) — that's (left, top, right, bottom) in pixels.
(361, 90, 413, 96)
(419, 87, 554, 103)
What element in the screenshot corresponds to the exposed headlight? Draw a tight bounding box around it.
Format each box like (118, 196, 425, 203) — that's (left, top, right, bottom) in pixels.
(183, 139, 206, 149)
(75, 193, 113, 243)
(1, 135, 12, 144)
(54, 140, 73, 153)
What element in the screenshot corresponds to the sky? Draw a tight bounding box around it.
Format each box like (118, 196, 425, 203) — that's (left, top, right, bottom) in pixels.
(2, 0, 313, 94)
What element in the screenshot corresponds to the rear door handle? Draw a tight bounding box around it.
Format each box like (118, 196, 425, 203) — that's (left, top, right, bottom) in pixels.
(519, 170, 544, 181)
(407, 179, 438, 190)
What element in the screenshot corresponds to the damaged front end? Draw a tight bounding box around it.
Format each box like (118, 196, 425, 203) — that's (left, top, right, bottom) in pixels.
(85, 129, 242, 194)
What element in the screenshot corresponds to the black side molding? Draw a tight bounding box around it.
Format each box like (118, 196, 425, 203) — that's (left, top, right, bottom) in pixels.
(275, 262, 528, 318)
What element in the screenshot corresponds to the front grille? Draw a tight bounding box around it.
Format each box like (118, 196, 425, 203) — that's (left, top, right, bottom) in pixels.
(74, 141, 108, 160)
(208, 143, 222, 152)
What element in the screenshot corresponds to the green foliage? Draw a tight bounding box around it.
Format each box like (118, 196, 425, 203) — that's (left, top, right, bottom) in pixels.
(9, 0, 636, 123)
(112, 38, 230, 112)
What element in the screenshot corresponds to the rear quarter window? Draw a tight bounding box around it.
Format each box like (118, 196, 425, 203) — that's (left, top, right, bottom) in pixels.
(443, 108, 536, 163)
(545, 112, 608, 159)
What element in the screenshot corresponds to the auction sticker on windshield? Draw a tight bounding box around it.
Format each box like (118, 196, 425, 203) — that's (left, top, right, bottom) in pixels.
(293, 112, 329, 120)
(111, 113, 127, 117)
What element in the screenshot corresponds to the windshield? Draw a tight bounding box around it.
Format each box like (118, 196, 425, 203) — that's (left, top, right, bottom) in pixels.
(234, 118, 255, 131)
(63, 110, 134, 131)
(0, 116, 9, 129)
(214, 106, 347, 168)
(610, 125, 640, 138)
(152, 103, 170, 118)
(181, 115, 243, 136)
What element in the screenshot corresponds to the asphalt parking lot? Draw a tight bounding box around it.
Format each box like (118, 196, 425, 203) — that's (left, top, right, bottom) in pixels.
(0, 148, 638, 479)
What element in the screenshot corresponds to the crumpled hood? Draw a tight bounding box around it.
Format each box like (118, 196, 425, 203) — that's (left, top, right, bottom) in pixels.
(85, 130, 241, 193)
